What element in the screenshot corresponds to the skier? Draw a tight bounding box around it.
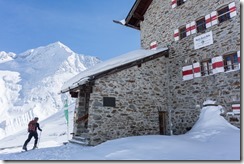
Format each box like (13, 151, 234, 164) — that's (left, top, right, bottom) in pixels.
(22, 117, 42, 151)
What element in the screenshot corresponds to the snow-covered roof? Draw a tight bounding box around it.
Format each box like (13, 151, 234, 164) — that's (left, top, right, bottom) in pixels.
(61, 48, 168, 93)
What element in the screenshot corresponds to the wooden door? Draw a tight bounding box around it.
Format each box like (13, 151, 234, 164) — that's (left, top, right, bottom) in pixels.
(158, 111, 167, 135)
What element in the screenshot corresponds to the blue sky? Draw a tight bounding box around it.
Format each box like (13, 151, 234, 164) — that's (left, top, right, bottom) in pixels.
(0, 0, 140, 60)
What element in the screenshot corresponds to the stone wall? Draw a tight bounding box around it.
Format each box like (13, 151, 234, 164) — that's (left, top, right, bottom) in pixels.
(87, 57, 166, 145)
(85, 54, 201, 145)
(140, 0, 240, 125)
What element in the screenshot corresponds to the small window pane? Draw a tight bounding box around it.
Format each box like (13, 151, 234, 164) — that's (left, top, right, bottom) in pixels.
(180, 27, 186, 39)
(177, 0, 185, 6)
(196, 18, 206, 33)
(218, 6, 230, 23)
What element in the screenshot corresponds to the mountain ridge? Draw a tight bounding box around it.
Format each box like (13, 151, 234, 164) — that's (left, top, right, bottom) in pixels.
(0, 41, 101, 139)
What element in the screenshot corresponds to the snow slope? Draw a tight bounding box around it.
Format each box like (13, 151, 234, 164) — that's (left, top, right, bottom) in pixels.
(0, 42, 100, 139)
(0, 100, 240, 160)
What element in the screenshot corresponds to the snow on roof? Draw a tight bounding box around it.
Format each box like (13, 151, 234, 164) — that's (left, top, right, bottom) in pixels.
(61, 48, 168, 93)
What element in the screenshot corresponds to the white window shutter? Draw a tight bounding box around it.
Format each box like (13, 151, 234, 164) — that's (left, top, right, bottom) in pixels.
(172, 0, 177, 8)
(182, 65, 194, 81)
(237, 51, 240, 69)
(150, 41, 157, 50)
(205, 14, 211, 28)
(193, 62, 201, 78)
(212, 56, 224, 74)
(190, 21, 196, 34)
(232, 104, 240, 114)
(229, 2, 237, 18)
(211, 11, 218, 26)
(186, 23, 191, 36)
(174, 29, 179, 41)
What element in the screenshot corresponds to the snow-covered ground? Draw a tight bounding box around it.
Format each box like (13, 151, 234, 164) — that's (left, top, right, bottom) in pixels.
(0, 100, 240, 160)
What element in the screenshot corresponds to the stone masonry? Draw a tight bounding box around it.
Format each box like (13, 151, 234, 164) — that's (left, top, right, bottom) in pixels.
(72, 0, 240, 146)
(140, 0, 240, 127)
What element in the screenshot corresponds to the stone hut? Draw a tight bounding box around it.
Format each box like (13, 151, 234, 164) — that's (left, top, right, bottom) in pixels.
(61, 0, 240, 146)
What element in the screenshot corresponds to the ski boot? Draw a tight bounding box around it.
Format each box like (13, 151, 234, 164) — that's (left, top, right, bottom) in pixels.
(22, 146, 27, 151)
(32, 145, 38, 150)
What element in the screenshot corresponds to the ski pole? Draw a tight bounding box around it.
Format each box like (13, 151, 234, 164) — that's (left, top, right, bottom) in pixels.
(37, 131, 42, 148)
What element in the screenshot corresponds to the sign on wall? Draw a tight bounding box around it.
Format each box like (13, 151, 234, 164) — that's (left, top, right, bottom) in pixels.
(194, 31, 213, 49)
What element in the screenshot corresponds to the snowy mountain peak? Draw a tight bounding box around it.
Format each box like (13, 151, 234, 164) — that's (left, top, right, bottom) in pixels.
(0, 51, 16, 64)
(0, 42, 101, 139)
(17, 42, 75, 63)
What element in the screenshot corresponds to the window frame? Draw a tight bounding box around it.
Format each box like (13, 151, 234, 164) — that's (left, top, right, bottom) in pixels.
(223, 52, 239, 72)
(196, 17, 206, 33)
(217, 5, 231, 23)
(200, 59, 213, 76)
(177, 0, 185, 6)
(179, 26, 186, 39)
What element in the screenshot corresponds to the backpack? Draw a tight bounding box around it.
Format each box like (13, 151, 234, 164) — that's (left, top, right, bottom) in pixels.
(28, 120, 36, 132)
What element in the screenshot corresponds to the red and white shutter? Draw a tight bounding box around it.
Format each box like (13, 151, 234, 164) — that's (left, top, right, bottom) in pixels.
(232, 104, 240, 114)
(212, 56, 224, 74)
(186, 23, 191, 36)
(150, 41, 157, 50)
(174, 29, 179, 41)
(190, 21, 196, 34)
(182, 65, 193, 81)
(211, 11, 218, 26)
(172, 0, 177, 8)
(237, 50, 240, 69)
(205, 14, 211, 28)
(229, 2, 237, 18)
(193, 62, 201, 78)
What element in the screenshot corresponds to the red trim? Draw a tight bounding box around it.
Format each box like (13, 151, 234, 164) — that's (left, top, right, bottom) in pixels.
(206, 18, 211, 24)
(171, 0, 176, 5)
(190, 25, 196, 31)
(194, 67, 200, 73)
(232, 107, 240, 110)
(230, 6, 236, 12)
(150, 44, 157, 49)
(212, 61, 223, 69)
(238, 57, 240, 63)
(182, 70, 193, 76)
(186, 27, 191, 32)
(174, 32, 179, 37)
(211, 15, 217, 21)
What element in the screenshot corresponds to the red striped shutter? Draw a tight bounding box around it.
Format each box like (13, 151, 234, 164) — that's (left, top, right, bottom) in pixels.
(182, 65, 193, 81)
(229, 2, 237, 18)
(205, 14, 211, 28)
(232, 104, 240, 114)
(174, 29, 179, 41)
(193, 62, 201, 78)
(172, 0, 177, 8)
(212, 56, 224, 74)
(150, 41, 157, 50)
(186, 23, 191, 36)
(237, 51, 240, 69)
(190, 21, 196, 34)
(211, 11, 218, 26)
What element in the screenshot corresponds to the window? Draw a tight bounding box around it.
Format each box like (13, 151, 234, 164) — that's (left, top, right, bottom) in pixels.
(218, 6, 231, 23)
(179, 26, 186, 39)
(201, 59, 213, 76)
(196, 17, 206, 33)
(103, 97, 116, 107)
(177, 0, 185, 6)
(223, 53, 239, 71)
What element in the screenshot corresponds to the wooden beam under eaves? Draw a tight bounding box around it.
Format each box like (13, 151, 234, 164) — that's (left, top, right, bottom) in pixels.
(133, 12, 144, 21)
